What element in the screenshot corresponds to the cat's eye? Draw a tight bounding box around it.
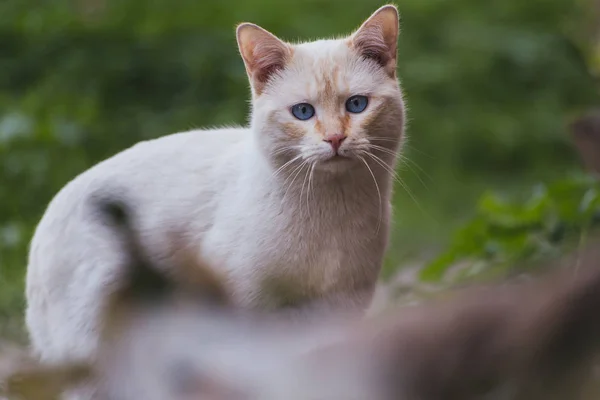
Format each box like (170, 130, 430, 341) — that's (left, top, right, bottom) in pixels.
(345, 95, 369, 113)
(291, 103, 315, 120)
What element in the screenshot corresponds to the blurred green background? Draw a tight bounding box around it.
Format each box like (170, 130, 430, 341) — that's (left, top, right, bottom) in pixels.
(1, 0, 599, 337)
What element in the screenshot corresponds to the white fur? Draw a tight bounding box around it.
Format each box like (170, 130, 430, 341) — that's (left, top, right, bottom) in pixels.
(24, 7, 405, 396)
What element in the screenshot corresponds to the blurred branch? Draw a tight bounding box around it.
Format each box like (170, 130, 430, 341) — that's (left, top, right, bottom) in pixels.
(570, 110, 600, 176)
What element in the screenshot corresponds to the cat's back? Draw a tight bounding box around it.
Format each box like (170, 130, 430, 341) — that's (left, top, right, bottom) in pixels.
(28, 126, 248, 279)
(43, 126, 246, 213)
(84, 126, 248, 189)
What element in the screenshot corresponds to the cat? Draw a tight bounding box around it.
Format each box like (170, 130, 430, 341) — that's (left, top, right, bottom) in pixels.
(25, 3, 405, 375)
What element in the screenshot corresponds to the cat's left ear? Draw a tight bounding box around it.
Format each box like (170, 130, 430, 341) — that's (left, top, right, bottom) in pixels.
(351, 5, 400, 78)
(236, 23, 293, 96)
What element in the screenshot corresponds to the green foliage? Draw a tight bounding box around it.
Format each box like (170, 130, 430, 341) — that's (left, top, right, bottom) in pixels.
(421, 174, 600, 282)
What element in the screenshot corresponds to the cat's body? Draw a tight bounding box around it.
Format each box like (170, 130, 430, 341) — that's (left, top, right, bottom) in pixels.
(25, 4, 405, 377)
(26, 125, 392, 360)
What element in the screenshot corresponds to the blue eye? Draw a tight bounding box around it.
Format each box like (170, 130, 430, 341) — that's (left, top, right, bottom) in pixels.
(290, 103, 315, 120)
(345, 95, 368, 113)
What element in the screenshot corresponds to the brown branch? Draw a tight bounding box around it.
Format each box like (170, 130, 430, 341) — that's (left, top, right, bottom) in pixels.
(570, 109, 600, 176)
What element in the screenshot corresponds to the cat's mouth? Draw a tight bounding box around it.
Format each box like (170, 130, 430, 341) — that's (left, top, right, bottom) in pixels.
(293, 146, 357, 170)
(325, 153, 352, 162)
(316, 153, 356, 172)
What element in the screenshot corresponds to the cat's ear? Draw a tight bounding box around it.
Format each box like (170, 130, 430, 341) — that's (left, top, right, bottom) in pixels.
(351, 5, 400, 78)
(236, 23, 292, 96)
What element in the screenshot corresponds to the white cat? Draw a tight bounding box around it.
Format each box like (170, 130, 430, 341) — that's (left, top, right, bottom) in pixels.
(25, 4, 405, 371)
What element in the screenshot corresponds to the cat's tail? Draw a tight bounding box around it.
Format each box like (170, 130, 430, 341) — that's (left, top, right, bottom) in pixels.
(96, 197, 178, 304)
(98, 193, 228, 300)
(92, 194, 231, 328)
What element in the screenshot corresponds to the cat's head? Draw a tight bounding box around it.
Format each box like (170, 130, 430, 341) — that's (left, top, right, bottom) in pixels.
(237, 5, 405, 174)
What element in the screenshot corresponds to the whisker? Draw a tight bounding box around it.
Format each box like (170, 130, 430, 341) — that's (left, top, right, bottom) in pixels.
(272, 154, 303, 180)
(399, 155, 433, 189)
(399, 162, 429, 191)
(299, 162, 311, 219)
(282, 160, 306, 189)
(307, 163, 316, 217)
(272, 145, 302, 156)
(368, 137, 399, 143)
(363, 152, 434, 222)
(366, 144, 400, 158)
(403, 143, 435, 159)
(363, 151, 401, 182)
(367, 143, 434, 190)
(369, 137, 436, 159)
(282, 160, 308, 205)
(400, 155, 433, 181)
(358, 154, 382, 234)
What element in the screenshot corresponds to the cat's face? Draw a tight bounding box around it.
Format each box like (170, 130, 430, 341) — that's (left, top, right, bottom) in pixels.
(237, 5, 405, 174)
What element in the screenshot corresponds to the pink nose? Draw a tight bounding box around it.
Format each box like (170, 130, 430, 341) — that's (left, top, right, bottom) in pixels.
(324, 134, 347, 153)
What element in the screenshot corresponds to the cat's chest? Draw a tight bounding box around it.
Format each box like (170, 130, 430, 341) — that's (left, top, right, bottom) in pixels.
(245, 202, 371, 263)
(203, 205, 381, 305)
(236, 231, 360, 308)
(198, 173, 389, 306)
(215, 212, 364, 268)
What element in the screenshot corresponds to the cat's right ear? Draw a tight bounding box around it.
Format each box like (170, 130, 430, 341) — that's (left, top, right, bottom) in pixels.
(236, 23, 292, 96)
(351, 5, 400, 78)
